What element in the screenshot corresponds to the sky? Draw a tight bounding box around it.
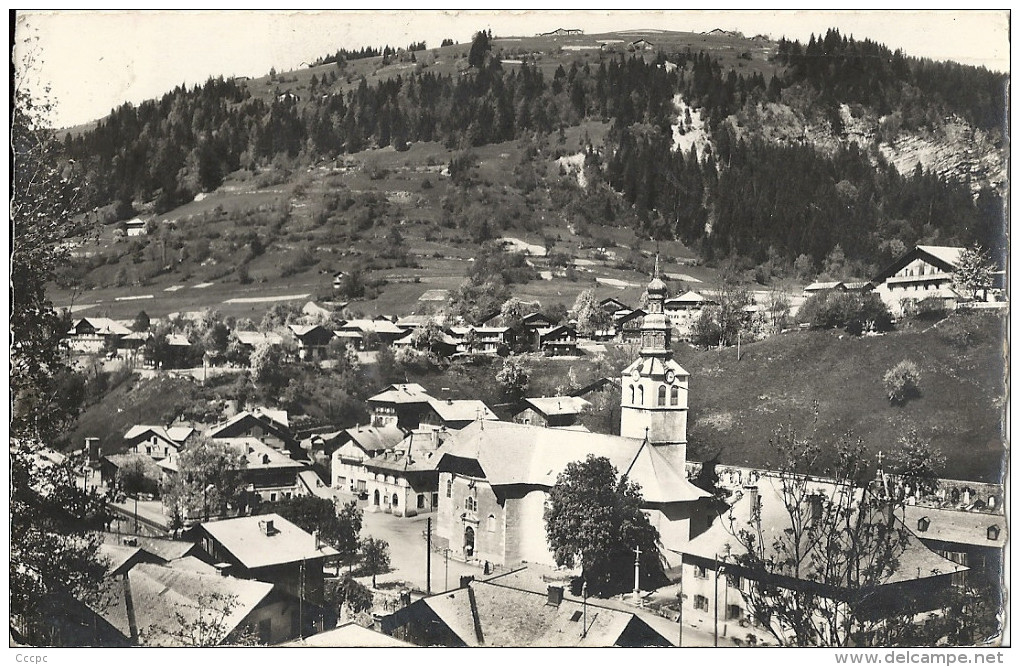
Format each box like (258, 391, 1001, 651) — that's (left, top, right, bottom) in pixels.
(13, 9, 1011, 129)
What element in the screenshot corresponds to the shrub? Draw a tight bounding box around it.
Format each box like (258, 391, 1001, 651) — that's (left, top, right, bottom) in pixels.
(884, 360, 921, 405)
(798, 291, 893, 335)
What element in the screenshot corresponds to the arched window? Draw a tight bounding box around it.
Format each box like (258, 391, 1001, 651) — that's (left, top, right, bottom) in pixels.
(629, 385, 635, 404)
(658, 385, 667, 406)
(638, 385, 644, 405)
(488, 514, 496, 532)
(671, 386, 679, 406)
(392, 493, 399, 507)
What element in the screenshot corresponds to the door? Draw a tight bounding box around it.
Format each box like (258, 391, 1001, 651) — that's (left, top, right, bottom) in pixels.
(373, 489, 380, 506)
(464, 526, 475, 557)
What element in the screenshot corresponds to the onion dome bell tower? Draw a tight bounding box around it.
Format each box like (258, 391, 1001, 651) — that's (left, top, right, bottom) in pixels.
(620, 257, 689, 456)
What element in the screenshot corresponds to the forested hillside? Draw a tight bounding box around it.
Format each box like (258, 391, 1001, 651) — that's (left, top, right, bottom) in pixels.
(58, 28, 1007, 278)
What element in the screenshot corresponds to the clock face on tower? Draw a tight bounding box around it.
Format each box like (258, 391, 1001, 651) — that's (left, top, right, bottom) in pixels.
(665, 369, 675, 384)
(631, 368, 641, 381)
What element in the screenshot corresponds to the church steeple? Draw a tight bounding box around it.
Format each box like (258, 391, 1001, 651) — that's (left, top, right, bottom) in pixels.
(619, 259, 690, 453)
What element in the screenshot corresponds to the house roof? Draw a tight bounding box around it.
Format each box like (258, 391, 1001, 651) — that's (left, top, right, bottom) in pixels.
(410, 580, 669, 647)
(362, 431, 450, 474)
(282, 622, 414, 647)
(124, 424, 193, 444)
(100, 543, 156, 576)
(339, 319, 404, 335)
(166, 334, 191, 347)
(439, 421, 709, 504)
(368, 383, 432, 405)
(872, 245, 966, 284)
(167, 555, 220, 575)
(622, 355, 689, 380)
(102, 533, 201, 562)
(96, 563, 275, 646)
(804, 281, 845, 291)
(287, 323, 334, 339)
(233, 330, 284, 347)
(206, 409, 290, 439)
(521, 396, 592, 417)
(665, 290, 716, 305)
(198, 513, 338, 570)
(427, 398, 498, 423)
(903, 505, 1007, 548)
(685, 475, 968, 585)
(342, 424, 407, 453)
(69, 317, 132, 336)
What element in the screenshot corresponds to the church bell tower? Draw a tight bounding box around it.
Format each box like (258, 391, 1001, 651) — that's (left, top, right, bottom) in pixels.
(620, 257, 689, 456)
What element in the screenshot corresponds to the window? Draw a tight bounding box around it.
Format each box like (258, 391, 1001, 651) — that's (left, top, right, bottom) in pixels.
(629, 385, 635, 403)
(726, 605, 743, 621)
(417, 494, 425, 509)
(446, 479, 453, 498)
(657, 385, 667, 406)
(638, 385, 644, 405)
(670, 386, 679, 406)
(727, 573, 741, 589)
(488, 514, 496, 532)
(694, 564, 708, 579)
(694, 595, 709, 611)
(464, 497, 477, 512)
(392, 494, 399, 507)
(145, 446, 152, 455)
(432, 492, 439, 507)
(270, 493, 277, 502)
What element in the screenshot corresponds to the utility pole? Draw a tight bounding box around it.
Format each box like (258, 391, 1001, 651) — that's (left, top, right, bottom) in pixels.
(426, 516, 432, 595)
(677, 575, 684, 647)
(445, 548, 450, 592)
(714, 558, 722, 647)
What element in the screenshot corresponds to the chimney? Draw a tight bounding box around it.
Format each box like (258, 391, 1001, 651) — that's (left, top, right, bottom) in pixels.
(547, 585, 564, 606)
(459, 575, 474, 589)
(258, 519, 275, 536)
(312, 530, 321, 550)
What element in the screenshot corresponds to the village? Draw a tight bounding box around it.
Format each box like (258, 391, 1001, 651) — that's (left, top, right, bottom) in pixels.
(38, 242, 1006, 648)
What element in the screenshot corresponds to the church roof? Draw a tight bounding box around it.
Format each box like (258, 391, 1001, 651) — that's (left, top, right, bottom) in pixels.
(438, 421, 708, 504)
(622, 356, 689, 379)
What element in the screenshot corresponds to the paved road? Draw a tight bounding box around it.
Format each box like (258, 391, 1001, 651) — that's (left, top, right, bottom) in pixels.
(331, 491, 485, 594)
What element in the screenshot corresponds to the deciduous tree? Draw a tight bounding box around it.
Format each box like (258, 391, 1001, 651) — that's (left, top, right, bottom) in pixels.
(161, 437, 248, 526)
(358, 537, 392, 588)
(544, 454, 664, 596)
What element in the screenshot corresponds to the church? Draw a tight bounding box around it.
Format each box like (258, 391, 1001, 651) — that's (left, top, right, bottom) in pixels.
(435, 266, 710, 569)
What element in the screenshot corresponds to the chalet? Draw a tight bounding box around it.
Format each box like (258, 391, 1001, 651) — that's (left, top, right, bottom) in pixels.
(395, 314, 440, 331)
(164, 333, 194, 368)
(276, 91, 300, 103)
(367, 383, 432, 430)
(101, 532, 209, 567)
(333, 318, 405, 350)
(613, 308, 646, 342)
(664, 290, 717, 315)
(599, 296, 631, 315)
(870, 245, 969, 316)
(124, 217, 148, 237)
(630, 39, 655, 50)
(65, 317, 132, 354)
(451, 325, 514, 353)
(91, 563, 302, 646)
(681, 475, 968, 645)
(123, 424, 196, 460)
(392, 328, 460, 358)
(570, 376, 615, 399)
(513, 396, 592, 428)
(118, 330, 150, 356)
(537, 324, 578, 355)
(382, 578, 672, 647)
(286, 324, 335, 360)
(332, 271, 346, 290)
(157, 437, 310, 508)
(99, 453, 162, 490)
(232, 330, 285, 351)
(98, 542, 169, 577)
(301, 300, 334, 321)
(330, 424, 406, 495)
(420, 398, 499, 430)
(436, 421, 708, 567)
(207, 408, 299, 455)
(803, 280, 847, 295)
(903, 505, 1006, 588)
(362, 429, 450, 517)
(194, 514, 337, 635)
